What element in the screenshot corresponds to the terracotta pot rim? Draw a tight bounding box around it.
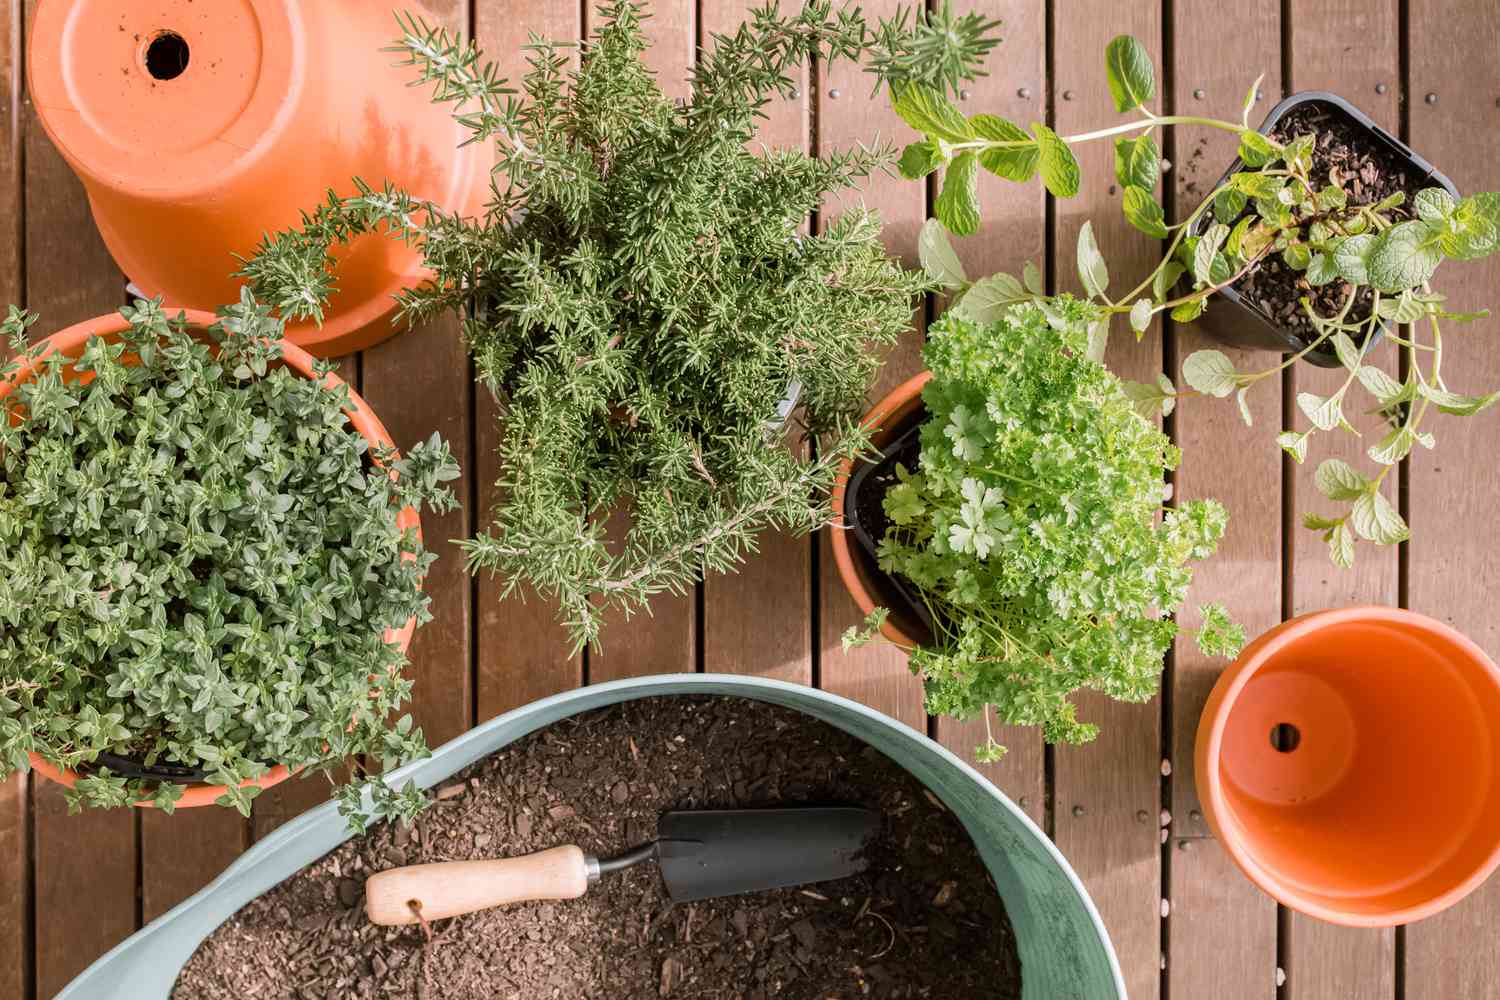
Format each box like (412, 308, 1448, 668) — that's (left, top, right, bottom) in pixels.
(8, 309, 421, 809)
(830, 371, 933, 651)
(1196, 605, 1500, 926)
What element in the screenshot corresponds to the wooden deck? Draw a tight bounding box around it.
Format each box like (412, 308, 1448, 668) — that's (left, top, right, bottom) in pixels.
(3, 0, 1499, 996)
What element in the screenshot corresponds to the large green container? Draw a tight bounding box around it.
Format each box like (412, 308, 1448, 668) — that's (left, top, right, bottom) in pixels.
(57, 675, 1124, 999)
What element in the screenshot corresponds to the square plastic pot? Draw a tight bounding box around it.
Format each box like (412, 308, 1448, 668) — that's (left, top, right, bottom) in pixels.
(1186, 91, 1459, 368)
(56, 675, 1124, 1000)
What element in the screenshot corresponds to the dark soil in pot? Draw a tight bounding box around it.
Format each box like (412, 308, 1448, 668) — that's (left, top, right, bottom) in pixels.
(845, 412, 939, 646)
(172, 696, 1022, 1000)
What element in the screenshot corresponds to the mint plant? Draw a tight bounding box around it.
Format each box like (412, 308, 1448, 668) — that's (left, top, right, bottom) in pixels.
(893, 34, 1500, 566)
(236, 2, 1006, 651)
(0, 296, 459, 828)
(844, 299, 1240, 759)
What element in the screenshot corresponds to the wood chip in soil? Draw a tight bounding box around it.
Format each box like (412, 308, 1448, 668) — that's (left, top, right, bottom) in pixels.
(171, 696, 1022, 999)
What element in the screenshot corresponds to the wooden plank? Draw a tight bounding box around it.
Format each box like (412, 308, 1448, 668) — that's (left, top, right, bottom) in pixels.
(814, 0, 926, 731)
(1049, 5, 1163, 997)
(1403, 5, 1500, 997)
(360, 1, 474, 749)
(22, 1, 140, 990)
(0, 2, 28, 996)
(140, 809, 246, 923)
(471, 1, 585, 716)
(0, 776, 23, 1000)
(584, 0, 699, 683)
(926, 0, 1047, 827)
(699, 0, 812, 686)
(1166, 2, 1282, 997)
(1281, 3, 1400, 996)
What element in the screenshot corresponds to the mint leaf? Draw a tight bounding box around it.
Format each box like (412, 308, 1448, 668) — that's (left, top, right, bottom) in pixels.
(953, 272, 1029, 322)
(1104, 35, 1156, 112)
(1419, 383, 1500, 416)
(1032, 123, 1080, 198)
(918, 218, 967, 288)
(1182, 349, 1237, 397)
(1114, 135, 1159, 191)
(1367, 220, 1443, 292)
(899, 140, 945, 180)
(1276, 430, 1308, 463)
(935, 153, 981, 236)
(892, 82, 974, 143)
(1237, 131, 1277, 168)
(1123, 186, 1168, 239)
(1077, 221, 1109, 298)
(971, 114, 1039, 182)
(1351, 490, 1408, 545)
(1314, 459, 1367, 501)
(1153, 262, 1185, 301)
(1414, 188, 1455, 224)
(1193, 224, 1228, 284)
(1328, 521, 1355, 568)
(1297, 390, 1344, 431)
(1129, 298, 1152, 335)
(1306, 252, 1338, 286)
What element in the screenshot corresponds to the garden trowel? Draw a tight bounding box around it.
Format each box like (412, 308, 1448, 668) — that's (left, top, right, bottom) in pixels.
(365, 806, 879, 926)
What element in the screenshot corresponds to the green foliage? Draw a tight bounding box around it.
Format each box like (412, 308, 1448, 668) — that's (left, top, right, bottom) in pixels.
(0, 297, 458, 828)
(850, 302, 1232, 748)
(892, 27, 1500, 568)
(241, 2, 935, 650)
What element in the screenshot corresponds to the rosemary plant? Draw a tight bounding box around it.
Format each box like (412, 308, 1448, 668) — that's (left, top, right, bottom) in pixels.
(240, 2, 1001, 649)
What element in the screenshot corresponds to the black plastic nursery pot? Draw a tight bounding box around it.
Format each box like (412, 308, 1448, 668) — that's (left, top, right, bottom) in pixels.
(1186, 91, 1459, 368)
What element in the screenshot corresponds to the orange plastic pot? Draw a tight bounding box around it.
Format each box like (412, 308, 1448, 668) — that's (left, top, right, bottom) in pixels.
(1196, 607, 1500, 926)
(27, 0, 493, 357)
(3, 310, 422, 809)
(829, 371, 932, 650)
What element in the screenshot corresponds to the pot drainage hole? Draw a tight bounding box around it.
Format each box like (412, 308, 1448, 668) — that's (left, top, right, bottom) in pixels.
(145, 31, 189, 80)
(1270, 722, 1301, 753)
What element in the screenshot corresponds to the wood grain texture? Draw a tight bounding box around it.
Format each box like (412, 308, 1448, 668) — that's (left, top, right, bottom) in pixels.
(1403, 4, 1500, 996)
(585, 0, 699, 683)
(814, 0, 926, 732)
(1281, 3, 1400, 996)
(699, 0, 812, 686)
(472, 1, 585, 713)
(140, 809, 247, 923)
(360, 0, 475, 748)
(1165, 2, 1282, 996)
(926, 0, 1046, 825)
(0, 2, 26, 996)
(1049, 5, 1164, 996)
(22, 0, 142, 988)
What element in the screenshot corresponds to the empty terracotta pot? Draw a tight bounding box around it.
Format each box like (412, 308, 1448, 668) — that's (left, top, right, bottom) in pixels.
(27, 0, 492, 356)
(1196, 607, 1500, 926)
(6, 309, 421, 808)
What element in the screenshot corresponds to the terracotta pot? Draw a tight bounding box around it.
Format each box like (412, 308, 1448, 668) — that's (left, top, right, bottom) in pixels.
(27, 0, 492, 356)
(4, 310, 422, 809)
(830, 371, 932, 650)
(1196, 606, 1500, 926)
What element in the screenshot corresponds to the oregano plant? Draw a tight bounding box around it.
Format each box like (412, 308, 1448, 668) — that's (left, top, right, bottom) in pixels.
(0, 296, 459, 829)
(893, 33, 1500, 567)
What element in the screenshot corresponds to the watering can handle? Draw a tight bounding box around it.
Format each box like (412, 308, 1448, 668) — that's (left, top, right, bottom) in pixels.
(364, 845, 592, 925)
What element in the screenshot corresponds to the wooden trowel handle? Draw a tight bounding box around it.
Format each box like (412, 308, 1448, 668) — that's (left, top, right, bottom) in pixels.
(364, 845, 592, 926)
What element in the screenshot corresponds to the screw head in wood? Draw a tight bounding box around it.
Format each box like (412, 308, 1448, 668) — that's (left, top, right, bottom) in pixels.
(1136, 809, 1149, 823)
(1189, 809, 1202, 822)
(789, 87, 800, 99)
(1178, 839, 1192, 851)
(1375, 82, 1389, 95)
(1071, 804, 1085, 817)
(1018, 86, 1032, 99)
(1193, 87, 1205, 100)
(959, 88, 971, 101)
(1062, 89, 1075, 101)
(828, 88, 840, 99)
(1018, 796, 1028, 809)
(1425, 92, 1438, 104)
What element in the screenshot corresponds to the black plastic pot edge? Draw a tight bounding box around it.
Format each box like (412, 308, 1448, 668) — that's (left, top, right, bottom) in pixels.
(1185, 90, 1460, 367)
(80, 752, 215, 784)
(843, 409, 937, 645)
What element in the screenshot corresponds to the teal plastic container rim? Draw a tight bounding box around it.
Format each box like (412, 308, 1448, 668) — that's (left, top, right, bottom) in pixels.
(56, 674, 1124, 1000)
